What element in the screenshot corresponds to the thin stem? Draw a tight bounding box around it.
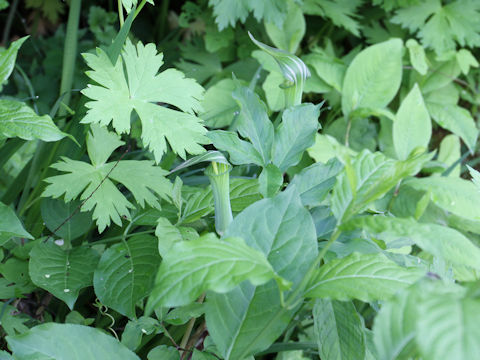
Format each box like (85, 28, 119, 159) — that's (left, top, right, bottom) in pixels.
(117, 0, 125, 26)
(59, 0, 82, 117)
(179, 293, 206, 359)
(134, 0, 149, 19)
(1, 0, 19, 45)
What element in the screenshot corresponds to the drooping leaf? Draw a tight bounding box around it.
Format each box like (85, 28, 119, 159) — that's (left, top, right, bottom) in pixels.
(393, 84, 431, 160)
(7, 323, 139, 359)
(305, 252, 424, 301)
(206, 187, 317, 359)
(0, 202, 33, 245)
(94, 235, 161, 318)
(155, 218, 199, 257)
(0, 99, 69, 142)
(29, 242, 100, 309)
(146, 235, 289, 312)
(272, 103, 320, 172)
(341, 39, 403, 117)
(314, 299, 366, 360)
(342, 216, 480, 270)
(81, 40, 208, 162)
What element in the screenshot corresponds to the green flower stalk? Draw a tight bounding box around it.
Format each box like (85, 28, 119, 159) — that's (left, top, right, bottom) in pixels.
(205, 161, 233, 236)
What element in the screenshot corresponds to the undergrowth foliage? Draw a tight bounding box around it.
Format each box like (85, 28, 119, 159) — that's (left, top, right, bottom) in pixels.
(1, 0, 480, 359)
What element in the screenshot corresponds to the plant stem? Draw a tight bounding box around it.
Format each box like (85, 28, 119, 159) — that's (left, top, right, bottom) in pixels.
(134, 0, 149, 19)
(1, 0, 18, 45)
(59, 0, 81, 117)
(117, 0, 125, 26)
(179, 293, 206, 359)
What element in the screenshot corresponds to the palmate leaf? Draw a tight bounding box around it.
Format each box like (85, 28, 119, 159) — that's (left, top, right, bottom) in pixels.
(209, 0, 288, 30)
(392, 0, 480, 54)
(305, 252, 424, 302)
(81, 40, 208, 163)
(7, 323, 139, 360)
(94, 235, 161, 318)
(43, 126, 172, 232)
(145, 234, 289, 312)
(302, 0, 363, 36)
(29, 242, 100, 309)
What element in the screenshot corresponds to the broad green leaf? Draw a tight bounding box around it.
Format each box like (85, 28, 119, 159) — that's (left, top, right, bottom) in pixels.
(421, 58, 460, 93)
(263, 71, 287, 111)
(148, 345, 180, 360)
(230, 178, 262, 212)
(94, 235, 160, 318)
(313, 299, 366, 360)
(417, 294, 480, 360)
(0, 99, 69, 141)
(305, 253, 424, 301)
(199, 79, 239, 128)
(40, 198, 93, 242)
(146, 235, 289, 311)
(404, 176, 480, 226)
(164, 303, 205, 325)
(288, 158, 343, 207)
(438, 135, 460, 177)
(29, 242, 100, 309)
(208, 130, 263, 166)
(303, 53, 346, 92)
(155, 217, 199, 257)
(81, 40, 208, 162)
(426, 103, 478, 153)
(265, 0, 305, 53)
(121, 316, 160, 351)
(307, 134, 356, 164)
(406, 39, 428, 75)
(332, 150, 430, 223)
(7, 323, 139, 359)
(273, 103, 320, 172)
(233, 86, 274, 164)
(259, 164, 283, 198)
(342, 216, 480, 270)
(341, 39, 403, 117)
(373, 286, 419, 360)
(468, 165, 480, 190)
(206, 187, 317, 359)
(0, 202, 32, 245)
(393, 84, 431, 160)
(0, 36, 28, 86)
